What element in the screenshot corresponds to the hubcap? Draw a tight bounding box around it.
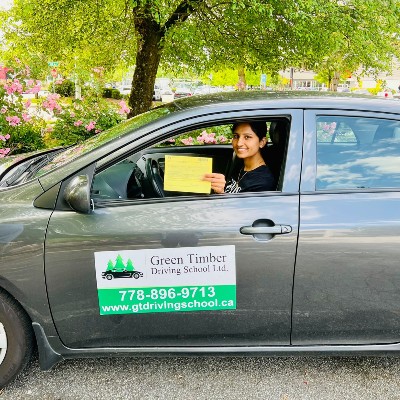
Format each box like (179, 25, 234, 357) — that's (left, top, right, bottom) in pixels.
(0, 322, 7, 364)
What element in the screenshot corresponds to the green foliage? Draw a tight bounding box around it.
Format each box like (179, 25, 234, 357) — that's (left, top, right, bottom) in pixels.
(49, 97, 124, 146)
(0, 76, 46, 156)
(102, 88, 113, 98)
(102, 87, 122, 99)
(111, 89, 122, 100)
(2, 0, 400, 116)
(3, 121, 45, 154)
(159, 125, 233, 147)
(51, 79, 75, 97)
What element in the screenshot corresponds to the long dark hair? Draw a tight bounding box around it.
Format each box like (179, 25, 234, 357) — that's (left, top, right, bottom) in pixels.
(231, 121, 267, 141)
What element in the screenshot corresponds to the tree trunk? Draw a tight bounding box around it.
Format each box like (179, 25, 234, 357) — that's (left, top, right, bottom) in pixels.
(237, 67, 246, 91)
(128, 17, 162, 118)
(331, 71, 340, 92)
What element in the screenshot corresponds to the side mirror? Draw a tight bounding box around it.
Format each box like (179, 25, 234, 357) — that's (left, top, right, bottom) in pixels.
(64, 175, 92, 214)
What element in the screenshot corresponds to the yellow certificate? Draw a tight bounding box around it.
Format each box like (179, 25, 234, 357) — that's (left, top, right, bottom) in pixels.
(164, 155, 212, 194)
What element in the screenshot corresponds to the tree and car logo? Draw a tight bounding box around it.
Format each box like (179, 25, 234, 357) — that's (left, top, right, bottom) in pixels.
(102, 254, 143, 280)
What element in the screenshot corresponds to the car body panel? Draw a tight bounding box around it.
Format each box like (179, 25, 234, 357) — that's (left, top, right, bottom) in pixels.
(293, 109, 400, 344)
(45, 194, 299, 348)
(0, 180, 57, 335)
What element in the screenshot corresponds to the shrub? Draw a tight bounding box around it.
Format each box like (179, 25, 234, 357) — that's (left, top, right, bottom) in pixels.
(48, 97, 127, 146)
(50, 79, 75, 97)
(102, 88, 113, 98)
(0, 77, 46, 156)
(111, 89, 122, 100)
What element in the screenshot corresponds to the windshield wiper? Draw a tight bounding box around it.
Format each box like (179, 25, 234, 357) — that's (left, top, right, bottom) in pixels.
(3, 154, 53, 187)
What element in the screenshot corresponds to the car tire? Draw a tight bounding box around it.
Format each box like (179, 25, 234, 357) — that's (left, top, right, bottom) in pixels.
(133, 272, 140, 279)
(0, 290, 34, 388)
(105, 274, 113, 280)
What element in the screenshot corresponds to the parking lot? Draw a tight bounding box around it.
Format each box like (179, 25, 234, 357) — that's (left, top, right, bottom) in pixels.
(2, 354, 400, 399)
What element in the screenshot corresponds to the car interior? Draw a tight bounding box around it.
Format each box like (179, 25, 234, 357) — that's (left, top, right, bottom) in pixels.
(91, 118, 291, 202)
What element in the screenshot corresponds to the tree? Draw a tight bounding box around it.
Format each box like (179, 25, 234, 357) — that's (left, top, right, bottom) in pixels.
(106, 260, 115, 271)
(162, 0, 400, 90)
(114, 255, 126, 271)
(1, 0, 400, 117)
(126, 259, 135, 272)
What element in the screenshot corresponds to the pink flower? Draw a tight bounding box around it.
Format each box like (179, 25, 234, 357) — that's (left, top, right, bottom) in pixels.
(74, 120, 83, 127)
(27, 84, 41, 94)
(95, 129, 101, 134)
(4, 79, 23, 95)
(25, 65, 31, 77)
(22, 113, 31, 122)
(118, 100, 130, 114)
(85, 121, 96, 131)
(181, 137, 194, 145)
(0, 134, 11, 141)
(42, 93, 62, 113)
(217, 135, 227, 143)
(24, 100, 32, 108)
(70, 112, 75, 118)
(1, 107, 7, 114)
(0, 148, 11, 158)
(197, 130, 216, 144)
(6, 116, 21, 126)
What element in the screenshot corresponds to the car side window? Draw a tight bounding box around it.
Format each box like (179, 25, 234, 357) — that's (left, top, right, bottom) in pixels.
(91, 119, 290, 202)
(316, 116, 400, 190)
(91, 124, 235, 201)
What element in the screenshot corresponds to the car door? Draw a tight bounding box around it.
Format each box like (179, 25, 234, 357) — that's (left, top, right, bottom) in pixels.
(44, 110, 303, 349)
(293, 110, 400, 345)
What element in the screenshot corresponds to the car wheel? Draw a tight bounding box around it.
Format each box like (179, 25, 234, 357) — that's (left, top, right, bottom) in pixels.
(105, 274, 113, 280)
(133, 272, 140, 279)
(0, 290, 34, 388)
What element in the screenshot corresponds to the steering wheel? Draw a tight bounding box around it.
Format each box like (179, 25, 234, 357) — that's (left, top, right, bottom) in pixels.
(145, 158, 165, 197)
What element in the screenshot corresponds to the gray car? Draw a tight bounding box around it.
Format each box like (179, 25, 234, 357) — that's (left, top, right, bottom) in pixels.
(1, 91, 400, 387)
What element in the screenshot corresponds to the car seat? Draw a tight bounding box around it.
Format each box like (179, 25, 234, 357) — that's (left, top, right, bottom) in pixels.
(263, 120, 289, 183)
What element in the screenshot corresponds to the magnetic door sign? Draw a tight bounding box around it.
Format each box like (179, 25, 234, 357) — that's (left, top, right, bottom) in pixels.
(94, 245, 236, 315)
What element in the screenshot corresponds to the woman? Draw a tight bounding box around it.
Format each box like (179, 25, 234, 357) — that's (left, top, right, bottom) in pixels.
(203, 121, 276, 193)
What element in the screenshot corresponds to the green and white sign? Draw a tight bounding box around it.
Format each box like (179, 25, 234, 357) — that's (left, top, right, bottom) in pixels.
(94, 245, 236, 315)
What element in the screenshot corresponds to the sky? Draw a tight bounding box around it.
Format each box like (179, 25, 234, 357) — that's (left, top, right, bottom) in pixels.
(0, 0, 12, 10)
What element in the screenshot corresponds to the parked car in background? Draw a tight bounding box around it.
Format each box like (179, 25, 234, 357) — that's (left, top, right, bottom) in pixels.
(153, 85, 162, 101)
(118, 86, 132, 96)
(161, 88, 174, 103)
(377, 90, 394, 98)
(3, 92, 400, 387)
(173, 84, 193, 98)
(352, 89, 372, 95)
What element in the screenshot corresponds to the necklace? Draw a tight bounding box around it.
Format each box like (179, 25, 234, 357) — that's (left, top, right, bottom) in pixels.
(237, 168, 249, 183)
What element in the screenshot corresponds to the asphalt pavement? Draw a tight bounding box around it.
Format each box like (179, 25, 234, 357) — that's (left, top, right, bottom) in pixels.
(2, 354, 400, 399)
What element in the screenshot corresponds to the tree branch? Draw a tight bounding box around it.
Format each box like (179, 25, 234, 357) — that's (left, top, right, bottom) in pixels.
(163, 0, 205, 33)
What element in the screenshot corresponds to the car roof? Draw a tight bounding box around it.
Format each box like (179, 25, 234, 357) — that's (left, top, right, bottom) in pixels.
(169, 90, 400, 115)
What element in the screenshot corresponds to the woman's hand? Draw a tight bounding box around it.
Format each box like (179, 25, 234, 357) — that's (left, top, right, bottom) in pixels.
(203, 173, 226, 194)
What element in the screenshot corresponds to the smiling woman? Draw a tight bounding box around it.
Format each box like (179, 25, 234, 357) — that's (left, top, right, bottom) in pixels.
(203, 121, 276, 194)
